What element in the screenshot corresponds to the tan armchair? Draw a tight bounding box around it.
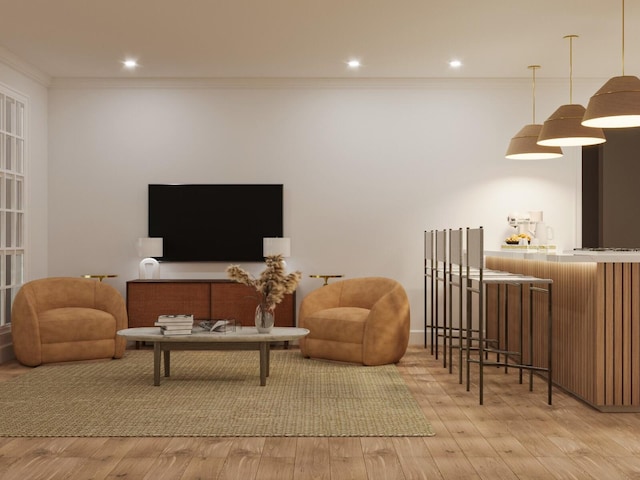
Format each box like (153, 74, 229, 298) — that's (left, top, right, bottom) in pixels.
(11, 277, 127, 366)
(299, 277, 410, 365)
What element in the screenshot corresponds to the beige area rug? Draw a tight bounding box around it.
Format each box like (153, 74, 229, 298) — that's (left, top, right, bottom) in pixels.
(0, 350, 435, 437)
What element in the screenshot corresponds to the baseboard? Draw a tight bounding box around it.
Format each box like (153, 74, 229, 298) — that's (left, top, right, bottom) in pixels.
(409, 329, 427, 346)
(0, 346, 15, 364)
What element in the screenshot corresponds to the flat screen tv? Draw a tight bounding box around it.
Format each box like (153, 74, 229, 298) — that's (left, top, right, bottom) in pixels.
(148, 184, 283, 262)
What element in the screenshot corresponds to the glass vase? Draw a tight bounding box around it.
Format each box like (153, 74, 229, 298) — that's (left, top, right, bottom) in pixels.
(255, 304, 275, 333)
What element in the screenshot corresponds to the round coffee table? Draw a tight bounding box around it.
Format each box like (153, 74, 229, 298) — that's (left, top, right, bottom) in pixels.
(118, 326, 309, 386)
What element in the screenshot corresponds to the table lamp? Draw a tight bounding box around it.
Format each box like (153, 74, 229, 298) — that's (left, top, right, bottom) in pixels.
(263, 237, 291, 258)
(137, 237, 163, 279)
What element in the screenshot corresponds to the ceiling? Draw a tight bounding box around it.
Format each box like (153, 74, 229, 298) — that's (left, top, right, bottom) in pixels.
(0, 0, 638, 80)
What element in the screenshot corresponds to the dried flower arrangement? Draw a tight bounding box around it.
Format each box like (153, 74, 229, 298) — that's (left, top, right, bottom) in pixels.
(226, 255, 302, 311)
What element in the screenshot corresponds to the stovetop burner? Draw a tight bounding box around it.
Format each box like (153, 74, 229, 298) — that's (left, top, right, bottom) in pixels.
(574, 247, 640, 253)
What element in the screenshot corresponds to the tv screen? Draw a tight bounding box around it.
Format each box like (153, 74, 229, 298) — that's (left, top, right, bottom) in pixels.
(148, 184, 283, 262)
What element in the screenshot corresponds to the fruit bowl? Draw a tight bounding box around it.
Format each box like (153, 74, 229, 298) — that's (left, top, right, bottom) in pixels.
(505, 233, 531, 245)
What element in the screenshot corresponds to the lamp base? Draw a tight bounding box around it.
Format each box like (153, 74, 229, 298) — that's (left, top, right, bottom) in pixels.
(139, 258, 160, 279)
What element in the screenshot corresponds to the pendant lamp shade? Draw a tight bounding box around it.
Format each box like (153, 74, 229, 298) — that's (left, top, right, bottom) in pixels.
(537, 35, 607, 146)
(582, 1, 640, 128)
(506, 124, 563, 160)
(538, 104, 606, 146)
(582, 75, 640, 128)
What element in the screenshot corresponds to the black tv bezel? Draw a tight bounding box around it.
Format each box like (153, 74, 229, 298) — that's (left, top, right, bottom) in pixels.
(148, 183, 284, 262)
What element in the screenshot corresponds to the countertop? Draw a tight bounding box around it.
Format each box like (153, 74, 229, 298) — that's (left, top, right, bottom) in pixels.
(487, 249, 640, 263)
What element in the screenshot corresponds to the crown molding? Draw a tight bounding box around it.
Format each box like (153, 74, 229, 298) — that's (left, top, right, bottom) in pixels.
(49, 76, 572, 90)
(0, 46, 51, 87)
(48, 76, 610, 91)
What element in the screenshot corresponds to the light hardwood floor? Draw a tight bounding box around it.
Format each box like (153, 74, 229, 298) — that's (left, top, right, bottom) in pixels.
(1, 346, 640, 479)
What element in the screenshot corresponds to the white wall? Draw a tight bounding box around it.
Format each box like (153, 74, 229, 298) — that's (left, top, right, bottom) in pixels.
(47, 77, 600, 343)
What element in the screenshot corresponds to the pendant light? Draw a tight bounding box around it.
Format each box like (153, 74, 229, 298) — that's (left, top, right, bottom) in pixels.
(505, 65, 563, 160)
(538, 35, 606, 146)
(582, 0, 640, 128)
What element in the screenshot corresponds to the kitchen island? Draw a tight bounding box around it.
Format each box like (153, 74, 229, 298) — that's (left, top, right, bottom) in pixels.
(486, 249, 640, 412)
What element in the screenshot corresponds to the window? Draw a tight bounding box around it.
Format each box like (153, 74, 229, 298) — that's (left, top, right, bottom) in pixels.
(0, 86, 26, 328)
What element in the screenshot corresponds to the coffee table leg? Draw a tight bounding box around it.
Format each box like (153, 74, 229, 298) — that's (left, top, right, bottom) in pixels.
(164, 350, 171, 378)
(259, 342, 268, 386)
(266, 343, 270, 377)
(153, 342, 161, 386)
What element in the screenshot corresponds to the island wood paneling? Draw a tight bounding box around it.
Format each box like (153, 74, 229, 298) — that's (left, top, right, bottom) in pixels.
(487, 257, 640, 412)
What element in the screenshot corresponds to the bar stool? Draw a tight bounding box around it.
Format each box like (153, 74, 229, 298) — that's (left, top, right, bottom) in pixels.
(447, 228, 464, 380)
(464, 227, 553, 405)
(447, 227, 509, 383)
(424, 230, 435, 351)
(424, 229, 448, 363)
(435, 229, 448, 365)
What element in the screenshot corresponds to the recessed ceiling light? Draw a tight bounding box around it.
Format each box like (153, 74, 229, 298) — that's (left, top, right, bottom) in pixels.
(449, 59, 462, 68)
(123, 59, 138, 69)
(347, 59, 361, 69)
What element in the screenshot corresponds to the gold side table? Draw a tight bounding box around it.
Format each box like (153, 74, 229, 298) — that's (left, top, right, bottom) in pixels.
(309, 274, 343, 286)
(82, 274, 118, 282)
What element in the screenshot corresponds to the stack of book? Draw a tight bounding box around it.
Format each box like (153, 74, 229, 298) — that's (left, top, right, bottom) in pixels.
(154, 314, 194, 336)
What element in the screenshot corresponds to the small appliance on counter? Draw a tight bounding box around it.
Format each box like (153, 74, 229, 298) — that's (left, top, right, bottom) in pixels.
(504, 210, 556, 251)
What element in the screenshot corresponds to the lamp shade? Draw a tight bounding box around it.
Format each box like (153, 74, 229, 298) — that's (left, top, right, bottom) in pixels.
(263, 237, 291, 257)
(505, 124, 563, 160)
(538, 104, 606, 147)
(137, 237, 163, 258)
(582, 76, 640, 128)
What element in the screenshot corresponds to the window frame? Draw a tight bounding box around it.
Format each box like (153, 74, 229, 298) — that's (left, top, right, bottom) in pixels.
(0, 83, 27, 330)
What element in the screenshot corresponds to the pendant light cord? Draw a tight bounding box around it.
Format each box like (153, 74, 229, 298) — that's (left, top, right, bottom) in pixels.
(528, 65, 540, 124)
(569, 36, 573, 103)
(622, 0, 626, 75)
(564, 35, 578, 104)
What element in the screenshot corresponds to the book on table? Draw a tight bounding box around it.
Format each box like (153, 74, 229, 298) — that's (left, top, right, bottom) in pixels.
(154, 321, 193, 327)
(198, 319, 238, 333)
(156, 314, 194, 324)
(155, 314, 194, 335)
(159, 328, 193, 336)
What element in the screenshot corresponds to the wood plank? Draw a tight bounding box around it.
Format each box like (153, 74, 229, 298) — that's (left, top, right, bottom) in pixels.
(218, 438, 263, 480)
(137, 455, 192, 480)
(293, 438, 330, 480)
(614, 264, 623, 405)
(623, 263, 632, 405)
(255, 456, 295, 480)
(328, 437, 363, 458)
(633, 264, 640, 404)
(595, 263, 606, 405)
(605, 264, 615, 405)
(180, 457, 226, 480)
(106, 457, 158, 479)
(330, 456, 368, 480)
(262, 437, 297, 458)
(361, 438, 405, 480)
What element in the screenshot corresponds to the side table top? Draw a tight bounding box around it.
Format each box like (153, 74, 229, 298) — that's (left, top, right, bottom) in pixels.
(118, 326, 309, 343)
(82, 274, 117, 282)
(309, 274, 343, 286)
